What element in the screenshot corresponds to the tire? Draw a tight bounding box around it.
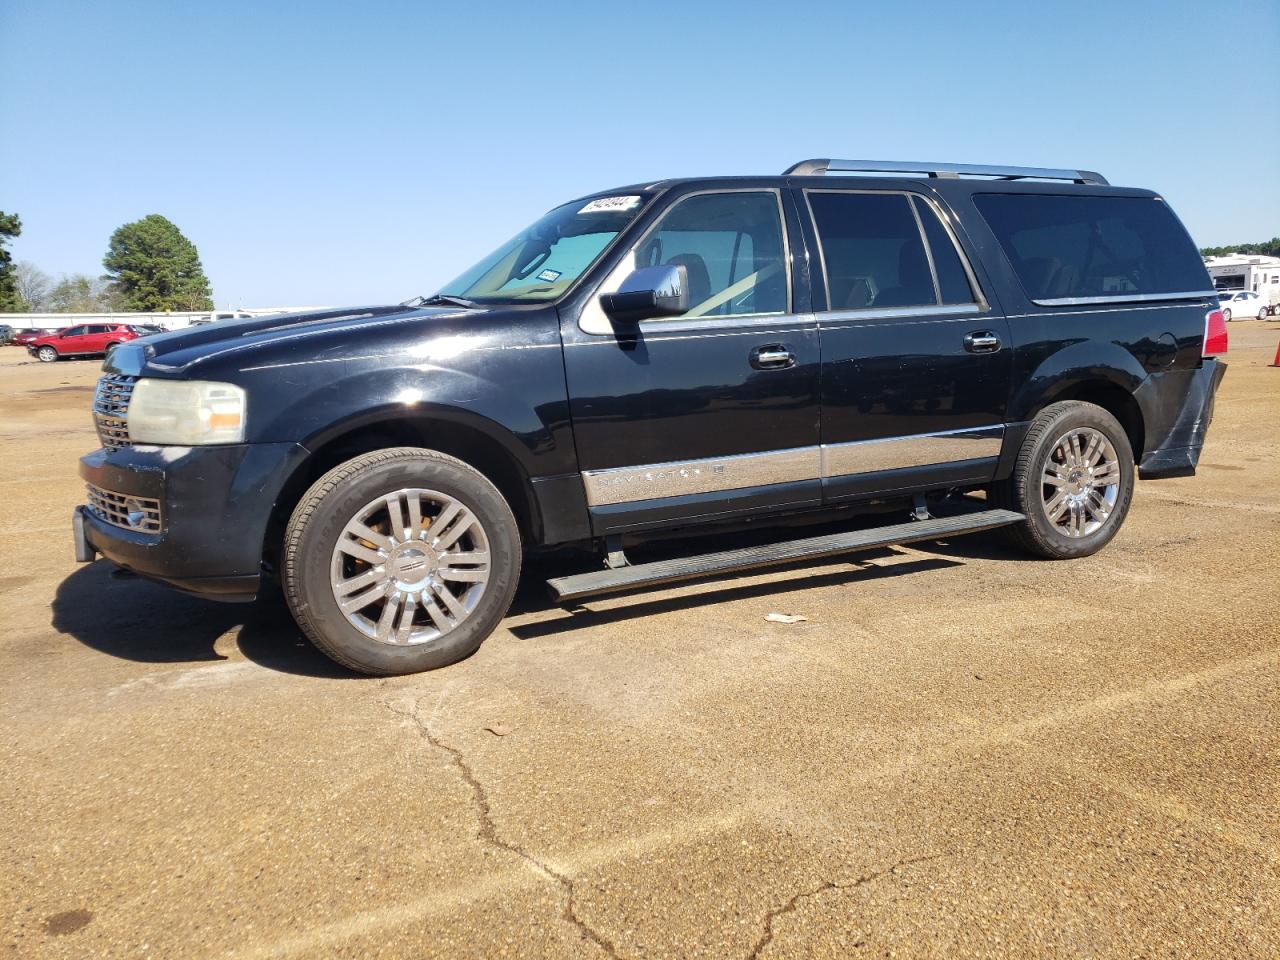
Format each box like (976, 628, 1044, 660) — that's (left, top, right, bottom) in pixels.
(991, 401, 1134, 560)
(1222, 308, 1232, 322)
(1259, 307, 1268, 321)
(37, 345, 58, 363)
(283, 447, 521, 675)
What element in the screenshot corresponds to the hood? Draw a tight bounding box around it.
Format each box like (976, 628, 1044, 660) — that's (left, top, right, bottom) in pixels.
(106, 304, 476, 375)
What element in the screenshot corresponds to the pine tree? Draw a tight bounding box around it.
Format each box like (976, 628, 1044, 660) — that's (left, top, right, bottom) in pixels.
(103, 214, 214, 311)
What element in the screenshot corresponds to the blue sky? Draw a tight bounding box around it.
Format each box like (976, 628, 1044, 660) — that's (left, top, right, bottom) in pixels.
(2, 0, 1277, 308)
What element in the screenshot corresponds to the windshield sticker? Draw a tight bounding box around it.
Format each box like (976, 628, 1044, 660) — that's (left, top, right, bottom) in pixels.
(535, 269, 563, 283)
(579, 195, 642, 214)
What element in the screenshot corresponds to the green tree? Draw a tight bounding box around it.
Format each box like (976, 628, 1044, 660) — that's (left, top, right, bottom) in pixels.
(0, 211, 26, 311)
(103, 214, 213, 310)
(1200, 237, 1280, 258)
(46, 273, 120, 313)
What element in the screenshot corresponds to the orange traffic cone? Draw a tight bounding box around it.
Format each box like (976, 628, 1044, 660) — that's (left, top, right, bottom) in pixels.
(1272, 340, 1280, 368)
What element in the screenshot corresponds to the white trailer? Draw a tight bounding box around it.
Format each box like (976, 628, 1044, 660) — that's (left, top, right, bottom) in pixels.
(1204, 254, 1280, 316)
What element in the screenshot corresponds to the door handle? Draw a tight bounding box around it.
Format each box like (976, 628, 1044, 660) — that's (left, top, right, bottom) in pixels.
(963, 331, 1002, 354)
(750, 344, 796, 370)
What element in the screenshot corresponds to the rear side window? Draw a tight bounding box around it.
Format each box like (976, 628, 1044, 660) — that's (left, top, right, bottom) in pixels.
(911, 197, 976, 305)
(806, 192, 978, 311)
(973, 194, 1209, 302)
(807, 192, 935, 309)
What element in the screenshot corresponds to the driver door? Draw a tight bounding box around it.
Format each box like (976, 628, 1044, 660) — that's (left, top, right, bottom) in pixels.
(561, 188, 821, 535)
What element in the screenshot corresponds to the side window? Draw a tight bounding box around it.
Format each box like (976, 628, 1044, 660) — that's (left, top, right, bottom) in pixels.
(973, 194, 1209, 302)
(63, 326, 87, 337)
(633, 192, 788, 319)
(911, 197, 977, 304)
(806, 192, 935, 310)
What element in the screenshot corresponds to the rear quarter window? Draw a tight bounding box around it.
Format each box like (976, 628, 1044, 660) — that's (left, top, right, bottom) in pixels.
(973, 194, 1209, 302)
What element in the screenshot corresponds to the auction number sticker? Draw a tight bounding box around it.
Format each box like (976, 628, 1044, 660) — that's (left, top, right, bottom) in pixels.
(536, 269, 563, 283)
(579, 195, 642, 214)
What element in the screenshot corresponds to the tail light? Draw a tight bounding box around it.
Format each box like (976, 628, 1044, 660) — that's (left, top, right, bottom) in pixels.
(1203, 309, 1228, 357)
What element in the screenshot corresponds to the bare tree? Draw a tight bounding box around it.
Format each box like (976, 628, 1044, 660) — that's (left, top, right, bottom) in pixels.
(14, 261, 51, 311)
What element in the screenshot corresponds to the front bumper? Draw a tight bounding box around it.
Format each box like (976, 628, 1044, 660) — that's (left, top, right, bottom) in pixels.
(74, 441, 309, 601)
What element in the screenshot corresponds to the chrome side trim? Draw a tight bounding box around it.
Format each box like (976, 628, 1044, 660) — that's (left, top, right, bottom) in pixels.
(581, 446, 820, 507)
(581, 426, 1007, 507)
(822, 426, 1004, 477)
(1032, 291, 1218, 307)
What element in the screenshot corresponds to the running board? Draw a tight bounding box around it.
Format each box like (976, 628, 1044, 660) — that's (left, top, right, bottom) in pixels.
(547, 508, 1024, 603)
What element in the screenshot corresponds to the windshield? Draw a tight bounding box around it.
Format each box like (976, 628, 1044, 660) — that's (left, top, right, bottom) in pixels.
(434, 195, 649, 303)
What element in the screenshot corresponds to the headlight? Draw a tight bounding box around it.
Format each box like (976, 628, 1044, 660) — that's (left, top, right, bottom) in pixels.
(127, 379, 247, 445)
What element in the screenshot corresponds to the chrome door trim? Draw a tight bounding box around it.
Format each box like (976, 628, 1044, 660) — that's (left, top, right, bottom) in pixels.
(821, 425, 1004, 478)
(580, 424, 1007, 507)
(815, 303, 982, 325)
(581, 446, 820, 507)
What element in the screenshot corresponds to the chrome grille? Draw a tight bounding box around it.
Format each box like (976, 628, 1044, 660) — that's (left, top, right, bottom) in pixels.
(93, 374, 137, 451)
(86, 483, 162, 533)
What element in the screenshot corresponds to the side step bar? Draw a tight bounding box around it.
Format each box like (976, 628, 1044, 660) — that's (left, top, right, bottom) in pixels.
(547, 508, 1025, 603)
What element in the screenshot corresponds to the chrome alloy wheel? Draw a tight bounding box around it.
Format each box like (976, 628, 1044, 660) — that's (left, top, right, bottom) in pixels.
(329, 488, 491, 645)
(1040, 427, 1121, 538)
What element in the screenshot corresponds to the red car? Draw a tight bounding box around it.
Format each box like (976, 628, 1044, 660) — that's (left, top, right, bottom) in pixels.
(29, 323, 140, 363)
(8, 328, 43, 347)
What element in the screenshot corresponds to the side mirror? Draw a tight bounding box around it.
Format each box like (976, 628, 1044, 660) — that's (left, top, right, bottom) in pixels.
(600, 264, 688, 325)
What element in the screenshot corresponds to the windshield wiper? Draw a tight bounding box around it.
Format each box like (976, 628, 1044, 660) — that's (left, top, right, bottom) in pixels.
(402, 294, 480, 309)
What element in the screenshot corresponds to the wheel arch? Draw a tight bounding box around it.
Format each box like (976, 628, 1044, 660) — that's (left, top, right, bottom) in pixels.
(1012, 341, 1149, 460)
(262, 410, 541, 577)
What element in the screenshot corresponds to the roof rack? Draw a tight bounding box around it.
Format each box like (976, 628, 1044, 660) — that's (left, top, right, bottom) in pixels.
(783, 159, 1109, 186)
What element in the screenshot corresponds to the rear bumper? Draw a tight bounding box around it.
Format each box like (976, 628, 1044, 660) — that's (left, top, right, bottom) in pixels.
(75, 441, 309, 601)
(1138, 360, 1227, 480)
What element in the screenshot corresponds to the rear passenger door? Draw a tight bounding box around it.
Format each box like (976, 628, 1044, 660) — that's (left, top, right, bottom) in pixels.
(799, 188, 1012, 502)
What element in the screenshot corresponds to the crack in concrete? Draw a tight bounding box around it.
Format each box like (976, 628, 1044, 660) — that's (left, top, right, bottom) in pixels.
(385, 699, 622, 959)
(746, 852, 945, 960)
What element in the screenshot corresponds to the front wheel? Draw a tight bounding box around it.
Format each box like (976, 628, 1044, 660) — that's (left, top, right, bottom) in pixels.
(37, 345, 58, 362)
(1222, 308, 1232, 322)
(283, 447, 522, 675)
(991, 401, 1135, 559)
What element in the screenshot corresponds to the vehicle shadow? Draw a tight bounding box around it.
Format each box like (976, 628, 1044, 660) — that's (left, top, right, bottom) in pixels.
(52, 561, 360, 679)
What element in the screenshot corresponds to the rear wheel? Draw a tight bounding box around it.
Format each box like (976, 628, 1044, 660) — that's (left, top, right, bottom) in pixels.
(37, 345, 58, 362)
(992, 401, 1134, 559)
(283, 447, 521, 675)
(1259, 306, 1269, 321)
(1222, 308, 1232, 322)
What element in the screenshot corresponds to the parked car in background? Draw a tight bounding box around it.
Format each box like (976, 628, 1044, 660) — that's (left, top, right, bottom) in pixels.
(1217, 289, 1268, 321)
(9, 329, 45, 347)
(0, 324, 12, 345)
(126, 324, 167, 337)
(29, 323, 140, 362)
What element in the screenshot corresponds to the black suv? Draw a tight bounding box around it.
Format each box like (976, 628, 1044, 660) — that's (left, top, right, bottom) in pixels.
(73, 159, 1228, 675)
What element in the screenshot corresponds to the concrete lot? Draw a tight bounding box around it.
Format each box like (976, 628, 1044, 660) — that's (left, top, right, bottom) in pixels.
(1, 324, 1277, 959)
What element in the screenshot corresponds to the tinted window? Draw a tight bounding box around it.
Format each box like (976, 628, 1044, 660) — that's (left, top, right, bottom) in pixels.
(63, 326, 87, 337)
(911, 197, 976, 304)
(974, 194, 1208, 301)
(635, 192, 787, 318)
(807, 192, 935, 310)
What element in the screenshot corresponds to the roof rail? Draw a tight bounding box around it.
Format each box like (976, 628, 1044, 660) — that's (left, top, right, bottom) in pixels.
(783, 159, 1109, 186)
